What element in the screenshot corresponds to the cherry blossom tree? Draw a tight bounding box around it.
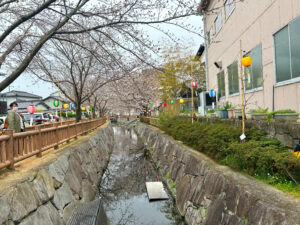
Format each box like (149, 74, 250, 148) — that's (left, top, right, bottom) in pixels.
(88, 67, 161, 116)
(0, 0, 201, 92)
(30, 35, 128, 121)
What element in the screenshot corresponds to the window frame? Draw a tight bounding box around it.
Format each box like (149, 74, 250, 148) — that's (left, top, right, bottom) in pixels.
(208, 27, 213, 45)
(273, 16, 300, 86)
(243, 44, 263, 92)
(217, 70, 226, 99)
(227, 61, 239, 96)
(224, 0, 235, 20)
(214, 11, 222, 35)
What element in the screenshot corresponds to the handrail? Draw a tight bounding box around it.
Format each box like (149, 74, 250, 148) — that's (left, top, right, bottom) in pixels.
(0, 118, 106, 171)
(25, 119, 79, 131)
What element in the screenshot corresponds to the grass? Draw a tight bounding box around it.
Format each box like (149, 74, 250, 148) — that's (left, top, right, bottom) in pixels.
(179, 109, 192, 114)
(242, 216, 248, 225)
(167, 172, 171, 180)
(256, 176, 300, 199)
(170, 182, 176, 189)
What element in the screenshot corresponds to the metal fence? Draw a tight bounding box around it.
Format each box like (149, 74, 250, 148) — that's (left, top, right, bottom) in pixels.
(0, 118, 106, 170)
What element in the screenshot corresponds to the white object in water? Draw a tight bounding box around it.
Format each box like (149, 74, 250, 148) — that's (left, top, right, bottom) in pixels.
(145, 182, 169, 200)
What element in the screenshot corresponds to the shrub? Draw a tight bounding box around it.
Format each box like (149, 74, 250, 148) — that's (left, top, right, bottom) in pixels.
(140, 117, 150, 124)
(61, 111, 76, 118)
(206, 109, 215, 114)
(224, 102, 233, 110)
(159, 117, 241, 159)
(251, 107, 269, 114)
(156, 117, 300, 184)
(267, 110, 297, 122)
(84, 112, 89, 118)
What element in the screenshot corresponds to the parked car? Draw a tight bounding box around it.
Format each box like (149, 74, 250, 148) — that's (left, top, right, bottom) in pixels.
(43, 113, 57, 123)
(23, 113, 49, 125)
(0, 116, 6, 129)
(0, 116, 6, 132)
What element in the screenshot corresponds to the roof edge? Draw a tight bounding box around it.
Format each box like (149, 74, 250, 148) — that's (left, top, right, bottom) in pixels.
(198, 0, 211, 13)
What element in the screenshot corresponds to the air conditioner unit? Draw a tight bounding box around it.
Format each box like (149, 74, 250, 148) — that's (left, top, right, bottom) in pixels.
(198, 92, 217, 116)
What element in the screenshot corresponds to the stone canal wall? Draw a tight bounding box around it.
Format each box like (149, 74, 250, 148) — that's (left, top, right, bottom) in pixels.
(136, 123, 300, 225)
(0, 124, 114, 225)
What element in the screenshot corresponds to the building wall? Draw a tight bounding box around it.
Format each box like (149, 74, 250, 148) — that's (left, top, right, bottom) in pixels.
(43, 98, 65, 111)
(35, 104, 48, 112)
(204, 0, 300, 112)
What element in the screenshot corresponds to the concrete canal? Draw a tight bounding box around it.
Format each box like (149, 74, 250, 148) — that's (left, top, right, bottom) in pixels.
(98, 126, 186, 225)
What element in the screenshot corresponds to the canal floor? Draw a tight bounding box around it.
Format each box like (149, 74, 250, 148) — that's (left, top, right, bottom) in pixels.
(98, 126, 187, 225)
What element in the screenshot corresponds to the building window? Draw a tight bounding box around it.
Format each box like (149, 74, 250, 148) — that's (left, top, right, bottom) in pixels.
(227, 61, 239, 95)
(215, 12, 222, 34)
(274, 17, 300, 83)
(244, 45, 263, 91)
(225, 0, 235, 20)
(217, 70, 225, 98)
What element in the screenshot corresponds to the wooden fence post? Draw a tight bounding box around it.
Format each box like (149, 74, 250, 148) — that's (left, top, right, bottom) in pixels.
(66, 123, 70, 144)
(6, 130, 15, 170)
(54, 124, 59, 150)
(37, 127, 42, 157)
(75, 122, 78, 139)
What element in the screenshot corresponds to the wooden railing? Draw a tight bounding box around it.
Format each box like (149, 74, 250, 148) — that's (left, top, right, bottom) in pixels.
(118, 115, 138, 119)
(0, 118, 106, 170)
(25, 119, 88, 132)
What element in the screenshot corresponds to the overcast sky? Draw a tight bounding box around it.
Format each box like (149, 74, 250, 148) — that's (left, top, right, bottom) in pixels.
(0, 15, 204, 99)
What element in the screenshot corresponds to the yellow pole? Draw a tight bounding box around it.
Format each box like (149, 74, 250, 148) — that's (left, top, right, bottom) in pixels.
(57, 82, 63, 126)
(240, 40, 246, 136)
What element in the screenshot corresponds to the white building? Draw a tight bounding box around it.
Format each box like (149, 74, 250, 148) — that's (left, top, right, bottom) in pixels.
(200, 0, 300, 112)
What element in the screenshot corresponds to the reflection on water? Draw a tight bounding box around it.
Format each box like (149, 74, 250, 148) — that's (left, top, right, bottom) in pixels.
(98, 126, 186, 225)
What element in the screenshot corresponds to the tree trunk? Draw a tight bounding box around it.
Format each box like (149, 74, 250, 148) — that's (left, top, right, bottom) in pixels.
(75, 104, 82, 122)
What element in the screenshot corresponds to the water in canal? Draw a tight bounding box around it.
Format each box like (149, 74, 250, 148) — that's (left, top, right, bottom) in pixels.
(98, 126, 187, 225)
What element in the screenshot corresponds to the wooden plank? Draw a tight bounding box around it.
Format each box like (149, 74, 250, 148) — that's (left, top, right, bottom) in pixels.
(1, 141, 6, 163)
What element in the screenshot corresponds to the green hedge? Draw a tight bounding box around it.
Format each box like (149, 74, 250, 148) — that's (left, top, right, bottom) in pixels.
(153, 117, 300, 184)
(140, 117, 150, 124)
(61, 111, 76, 118)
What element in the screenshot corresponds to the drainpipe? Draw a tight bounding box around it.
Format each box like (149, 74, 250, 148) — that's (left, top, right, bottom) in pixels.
(272, 85, 275, 112)
(203, 15, 209, 92)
